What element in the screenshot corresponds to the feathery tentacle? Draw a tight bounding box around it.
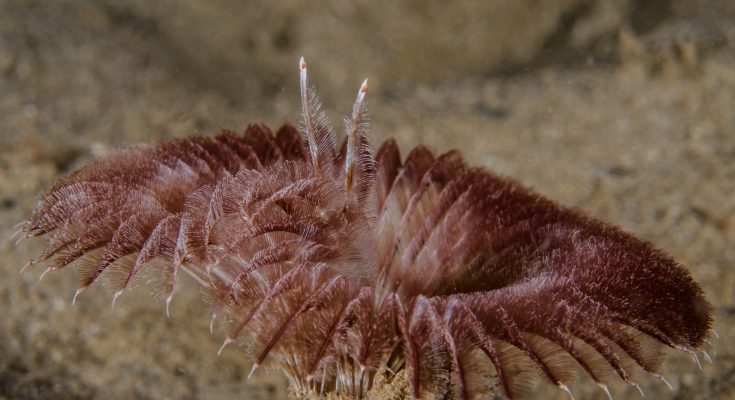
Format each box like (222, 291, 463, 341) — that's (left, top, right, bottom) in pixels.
(20, 59, 712, 400)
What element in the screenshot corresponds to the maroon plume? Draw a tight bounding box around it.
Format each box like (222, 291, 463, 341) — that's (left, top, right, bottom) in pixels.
(19, 59, 712, 399)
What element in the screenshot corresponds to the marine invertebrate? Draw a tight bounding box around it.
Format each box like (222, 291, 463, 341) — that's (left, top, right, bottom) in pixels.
(17, 58, 712, 399)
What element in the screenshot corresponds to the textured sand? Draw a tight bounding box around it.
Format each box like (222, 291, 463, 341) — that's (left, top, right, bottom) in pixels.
(1, 0, 734, 399)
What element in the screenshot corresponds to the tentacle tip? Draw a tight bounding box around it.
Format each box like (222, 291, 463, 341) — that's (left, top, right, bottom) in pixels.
(12, 220, 28, 230)
(217, 337, 233, 356)
(20, 260, 34, 275)
(633, 383, 645, 398)
(597, 383, 613, 400)
(38, 267, 52, 283)
(72, 288, 84, 305)
(656, 375, 675, 392)
(558, 384, 575, 400)
(10, 222, 28, 241)
(299, 56, 307, 70)
(360, 78, 368, 93)
(702, 349, 713, 364)
(111, 290, 123, 310)
(247, 363, 259, 380)
(692, 352, 703, 369)
(165, 294, 173, 318)
(209, 314, 217, 334)
(14, 234, 28, 246)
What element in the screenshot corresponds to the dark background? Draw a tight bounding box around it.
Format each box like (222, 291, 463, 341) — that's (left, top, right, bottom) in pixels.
(1, 0, 733, 399)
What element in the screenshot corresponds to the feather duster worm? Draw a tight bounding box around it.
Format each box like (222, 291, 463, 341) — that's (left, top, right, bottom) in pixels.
(17, 58, 712, 399)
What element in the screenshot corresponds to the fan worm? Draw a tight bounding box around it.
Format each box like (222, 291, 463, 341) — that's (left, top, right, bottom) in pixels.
(17, 58, 712, 400)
